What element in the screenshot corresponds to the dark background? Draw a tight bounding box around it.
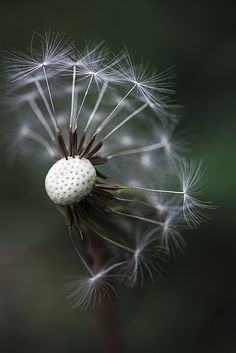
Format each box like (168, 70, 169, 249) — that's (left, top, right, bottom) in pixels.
(0, 1, 235, 352)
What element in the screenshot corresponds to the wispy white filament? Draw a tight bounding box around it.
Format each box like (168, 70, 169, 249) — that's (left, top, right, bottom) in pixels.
(92, 84, 136, 138)
(22, 128, 55, 156)
(34, 80, 58, 132)
(69, 64, 77, 130)
(103, 102, 148, 142)
(27, 97, 55, 141)
(108, 141, 164, 158)
(75, 75, 93, 129)
(121, 185, 184, 195)
(42, 65, 55, 115)
(84, 80, 108, 133)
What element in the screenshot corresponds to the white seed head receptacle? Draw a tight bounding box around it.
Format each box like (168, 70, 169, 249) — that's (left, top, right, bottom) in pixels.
(45, 157, 97, 205)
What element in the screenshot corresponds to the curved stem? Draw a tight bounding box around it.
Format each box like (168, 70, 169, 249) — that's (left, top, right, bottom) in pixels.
(93, 228, 135, 254)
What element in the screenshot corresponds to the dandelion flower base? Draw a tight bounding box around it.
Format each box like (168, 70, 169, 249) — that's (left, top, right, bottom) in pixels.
(45, 157, 96, 205)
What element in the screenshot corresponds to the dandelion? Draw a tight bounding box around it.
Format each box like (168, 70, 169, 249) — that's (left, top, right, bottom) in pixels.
(4, 31, 212, 308)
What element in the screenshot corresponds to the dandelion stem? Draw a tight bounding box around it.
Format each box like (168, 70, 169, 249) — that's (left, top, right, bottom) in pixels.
(84, 80, 108, 133)
(109, 208, 163, 226)
(69, 231, 95, 277)
(92, 84, 136, 138)
(108, 141, 164, 158)
(69, 64, 77, 130)
(93, 229, 135, 253)
(115, 195, 161, 210)
(103, 102, 148, 142)
(42, 65, 55, 115)
(34, 80, 59, 133)
(23, 129, 55, 156)
(27, 98, 55, 141)
(120, 185, 184, 195)
(75, 75, 93, 129)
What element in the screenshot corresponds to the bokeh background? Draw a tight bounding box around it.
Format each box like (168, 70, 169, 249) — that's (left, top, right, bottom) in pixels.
(0, 0, 235, 352)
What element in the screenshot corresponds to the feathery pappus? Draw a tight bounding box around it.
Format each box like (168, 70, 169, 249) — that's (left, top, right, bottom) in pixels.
(4, 31, 212, 309)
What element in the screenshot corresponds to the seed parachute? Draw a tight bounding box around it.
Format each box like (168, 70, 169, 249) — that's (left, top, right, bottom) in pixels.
(5, 30, 212, 309)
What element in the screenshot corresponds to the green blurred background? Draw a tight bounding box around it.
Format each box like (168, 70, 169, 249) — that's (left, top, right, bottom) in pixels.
(0, 0, 235, 352)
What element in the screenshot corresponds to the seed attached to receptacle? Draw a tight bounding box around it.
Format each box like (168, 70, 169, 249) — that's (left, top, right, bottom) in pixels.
(45, 157, 96, 205)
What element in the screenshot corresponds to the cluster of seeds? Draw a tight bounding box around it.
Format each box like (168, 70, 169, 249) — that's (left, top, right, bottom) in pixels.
(5, 31, 211, 309)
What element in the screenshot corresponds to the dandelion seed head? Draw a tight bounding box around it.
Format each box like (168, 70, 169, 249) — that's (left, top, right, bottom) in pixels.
(4, 31, 212, 309)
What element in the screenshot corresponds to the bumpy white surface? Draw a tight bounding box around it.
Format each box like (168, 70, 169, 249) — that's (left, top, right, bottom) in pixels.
(45, 157, 96, 205)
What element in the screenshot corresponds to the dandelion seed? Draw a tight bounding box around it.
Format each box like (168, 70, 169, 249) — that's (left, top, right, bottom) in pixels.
(6, 30, 72, 85)
(4, 31, 212, 308)
(127, 228, 166, 286)
(176, 159, 214, 227)
(65, 262, 123, 310)
(159, 212, 186, 256)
